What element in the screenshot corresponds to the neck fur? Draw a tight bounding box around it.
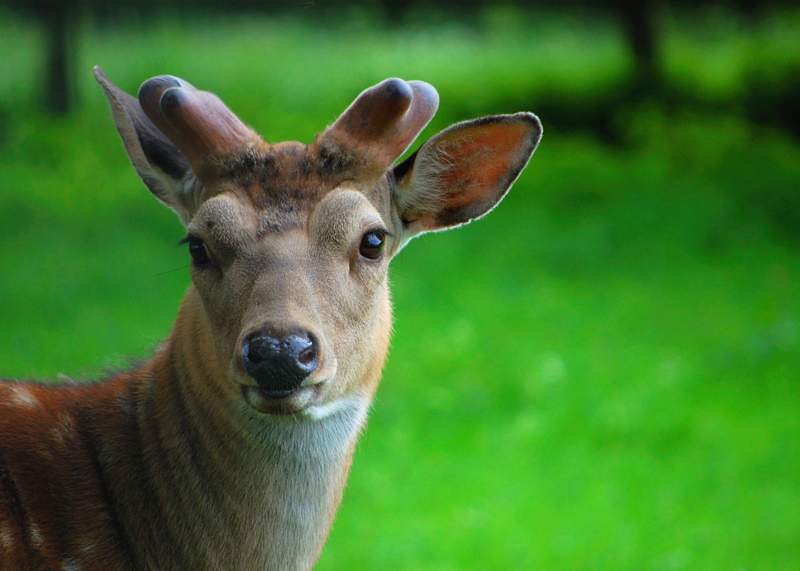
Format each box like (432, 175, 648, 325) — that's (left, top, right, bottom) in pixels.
(125, 337, 369, 570)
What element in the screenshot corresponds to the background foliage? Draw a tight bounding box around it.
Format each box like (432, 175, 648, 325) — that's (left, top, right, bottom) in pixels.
(1, 4, 799, 569)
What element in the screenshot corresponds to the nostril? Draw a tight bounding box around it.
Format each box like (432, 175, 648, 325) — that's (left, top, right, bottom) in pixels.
(290, 336, 317, 370)
(297, 343, 316, 368)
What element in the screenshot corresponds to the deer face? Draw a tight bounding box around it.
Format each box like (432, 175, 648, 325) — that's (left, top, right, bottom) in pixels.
(178, 144, 397, 416)
(96, 69, 541, 417)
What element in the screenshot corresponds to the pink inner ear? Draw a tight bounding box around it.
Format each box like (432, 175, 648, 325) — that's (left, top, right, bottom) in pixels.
(402, 115, 541, 233)
(438, 121, 531, 198)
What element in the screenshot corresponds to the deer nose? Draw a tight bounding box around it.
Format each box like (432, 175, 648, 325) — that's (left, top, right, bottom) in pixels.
(241, 328, 318, 397)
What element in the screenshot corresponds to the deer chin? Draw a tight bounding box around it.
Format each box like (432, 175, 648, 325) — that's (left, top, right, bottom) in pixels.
(240, 382, 326, 416)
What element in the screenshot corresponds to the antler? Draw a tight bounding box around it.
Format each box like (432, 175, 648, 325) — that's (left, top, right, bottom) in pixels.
(137, 74, 259, 175)
(317, 78, 439, 175)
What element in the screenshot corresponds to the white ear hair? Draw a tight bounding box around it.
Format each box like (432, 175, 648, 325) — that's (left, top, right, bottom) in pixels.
(393, 137, 461, 218)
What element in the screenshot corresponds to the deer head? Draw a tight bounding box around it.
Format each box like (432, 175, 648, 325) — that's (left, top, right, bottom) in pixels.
(95, 67, 541, 419)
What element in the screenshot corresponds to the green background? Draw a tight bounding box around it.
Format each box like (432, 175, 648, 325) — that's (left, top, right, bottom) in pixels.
(1, 5, 798, 569)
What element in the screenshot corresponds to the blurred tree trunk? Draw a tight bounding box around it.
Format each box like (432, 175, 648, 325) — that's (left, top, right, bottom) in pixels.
(617, 0, 661, 94)
(43, 0, 74, 115)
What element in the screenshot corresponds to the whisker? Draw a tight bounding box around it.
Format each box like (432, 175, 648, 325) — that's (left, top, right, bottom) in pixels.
(153, 264, 191, 277)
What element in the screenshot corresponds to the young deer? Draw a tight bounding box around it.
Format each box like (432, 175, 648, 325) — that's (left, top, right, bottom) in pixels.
(0, 67, 541, 569)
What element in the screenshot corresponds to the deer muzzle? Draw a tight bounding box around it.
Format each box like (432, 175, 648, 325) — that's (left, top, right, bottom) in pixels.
(241, 327, 319, 398)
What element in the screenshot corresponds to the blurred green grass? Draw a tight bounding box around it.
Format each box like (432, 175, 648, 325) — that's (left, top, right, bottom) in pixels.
(1, 6, 799, 569)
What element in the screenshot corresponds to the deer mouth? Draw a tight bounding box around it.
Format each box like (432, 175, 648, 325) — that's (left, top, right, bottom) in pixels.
(241, 382, 325, 415)
(255, 387, 296, 400)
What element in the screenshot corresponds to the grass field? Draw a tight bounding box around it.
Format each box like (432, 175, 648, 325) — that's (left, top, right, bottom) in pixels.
(1, 6, 799, 569)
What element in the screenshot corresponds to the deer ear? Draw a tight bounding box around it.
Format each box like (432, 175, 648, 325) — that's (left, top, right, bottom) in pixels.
(95, 66, 197, 225)
(392, 113, 542, 242)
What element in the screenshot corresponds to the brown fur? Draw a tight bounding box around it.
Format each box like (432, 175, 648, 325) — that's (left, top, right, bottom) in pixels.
(0, 68, 541, 569)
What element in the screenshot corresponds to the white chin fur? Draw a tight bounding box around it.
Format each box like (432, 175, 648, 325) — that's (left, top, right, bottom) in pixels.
(304, 394, 369, 421)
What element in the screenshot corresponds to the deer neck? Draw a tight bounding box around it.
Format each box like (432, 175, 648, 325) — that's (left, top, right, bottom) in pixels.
(133, 293, 370, 569)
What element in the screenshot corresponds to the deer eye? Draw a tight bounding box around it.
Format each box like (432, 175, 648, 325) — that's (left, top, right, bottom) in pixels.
(359, 230, 386, 261)
(184, 236, 212, 265)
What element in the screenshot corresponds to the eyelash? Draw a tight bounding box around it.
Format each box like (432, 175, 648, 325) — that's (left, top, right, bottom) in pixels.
(179, 235, 213, 266)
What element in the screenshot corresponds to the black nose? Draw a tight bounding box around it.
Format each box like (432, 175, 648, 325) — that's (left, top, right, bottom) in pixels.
(241, 328, 318, 397)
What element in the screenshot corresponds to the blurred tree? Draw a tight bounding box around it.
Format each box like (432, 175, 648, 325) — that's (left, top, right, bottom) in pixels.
(43, 0, 74, 115)
(2, 0, 797, 134)
(6, 0, 78, 115)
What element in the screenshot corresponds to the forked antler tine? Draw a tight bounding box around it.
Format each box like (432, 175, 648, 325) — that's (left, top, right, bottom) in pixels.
(138, 75, 257, 173)
(137, 75, 192, 146)
(322, 78, 439, 172)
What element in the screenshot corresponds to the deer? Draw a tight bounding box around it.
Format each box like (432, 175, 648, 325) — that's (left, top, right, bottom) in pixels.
(0, 66, 541, 570)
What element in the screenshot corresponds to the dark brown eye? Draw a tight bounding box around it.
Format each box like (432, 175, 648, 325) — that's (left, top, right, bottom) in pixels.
(185, 236, 212, 265)
(359, 230, 386, 260)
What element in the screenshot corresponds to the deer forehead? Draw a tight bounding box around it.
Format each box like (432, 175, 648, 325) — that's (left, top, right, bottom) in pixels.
(209, 141, 368, 214)
(189, 185, 388, 256)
